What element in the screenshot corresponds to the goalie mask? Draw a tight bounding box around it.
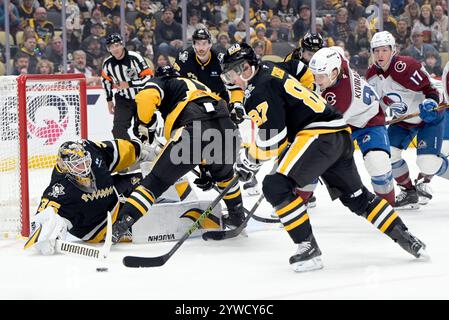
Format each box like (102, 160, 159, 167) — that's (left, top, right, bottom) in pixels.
(57, 141, 96, 192)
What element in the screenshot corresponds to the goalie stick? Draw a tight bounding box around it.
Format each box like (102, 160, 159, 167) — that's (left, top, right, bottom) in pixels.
(202, 193, 265, 241)
(192, 168, 280, 224)
(122, 174, 240, 268)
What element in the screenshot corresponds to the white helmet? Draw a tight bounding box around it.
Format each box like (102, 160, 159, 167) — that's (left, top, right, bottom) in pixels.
(370, 31, 396, 52)
(309, 48, 342, 78)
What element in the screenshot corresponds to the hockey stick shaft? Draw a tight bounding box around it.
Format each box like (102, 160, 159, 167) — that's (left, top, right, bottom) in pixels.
(386, 103, 449, 125)
(122, 174, 241, 268)
(202, 193, 265, 240)
(192, 168, 280, 223)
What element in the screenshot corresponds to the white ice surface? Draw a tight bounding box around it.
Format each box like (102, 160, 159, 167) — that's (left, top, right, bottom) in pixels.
(1, 150, 448, 299)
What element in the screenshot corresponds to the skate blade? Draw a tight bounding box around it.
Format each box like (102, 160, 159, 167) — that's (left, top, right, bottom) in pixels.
(394, 203, 420, 210)
(417, 248, 431, 261)
(307, 201, 316, 209)
(245, 188, 260, 196)
(290, 256, 323, 273)
(418, 197, 431, 205)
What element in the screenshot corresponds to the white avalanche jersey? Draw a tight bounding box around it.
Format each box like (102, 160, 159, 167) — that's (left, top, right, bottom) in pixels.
(366, 55, 440, 125)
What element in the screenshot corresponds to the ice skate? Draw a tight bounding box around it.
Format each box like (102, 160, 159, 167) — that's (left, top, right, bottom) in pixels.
(394, 186, 420, 210)
(415, 178, 433, 205)
(243, 176, 260, 196)
(222, 206, 247, 236)
(389, 225, 429, 259)
(289, 234, 323, 272)
(307, 195, 317, 209)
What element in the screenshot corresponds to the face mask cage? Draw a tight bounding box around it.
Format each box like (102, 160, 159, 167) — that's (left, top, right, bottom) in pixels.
(220, 60, 248, 84)
(59, 149, 92, 178)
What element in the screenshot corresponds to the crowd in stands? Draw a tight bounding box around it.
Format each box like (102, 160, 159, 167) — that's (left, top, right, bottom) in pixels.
(0, 0, 448, 81)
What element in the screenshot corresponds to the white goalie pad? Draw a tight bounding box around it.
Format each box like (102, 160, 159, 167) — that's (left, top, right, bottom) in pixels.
(132, 199, 223, 243)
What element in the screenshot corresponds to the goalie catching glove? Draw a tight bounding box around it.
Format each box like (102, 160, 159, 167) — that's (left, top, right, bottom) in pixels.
(234, 147, 262, 182)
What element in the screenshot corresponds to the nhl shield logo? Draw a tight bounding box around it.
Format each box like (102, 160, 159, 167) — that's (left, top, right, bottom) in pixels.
(418, 140, 427, 149)
(126, 68, 138, 79)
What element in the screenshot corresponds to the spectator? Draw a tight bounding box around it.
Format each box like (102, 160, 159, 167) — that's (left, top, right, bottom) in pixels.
(12, 52, 30, 75)
(400, 2, 420, 29)
(316, 0, 338, 17)
(187, 0, 212, 24)
(154, 53, 170, 68)
(293, 4, 311, 42)
(134, 30, 154, 61)
(135, 0, 156, 33)
(251, 23, 272, 55)
(414, 4, 443, 49)
(85, 36, 106, 75)
(395, 18, 411, 53)
(322, 14, 336, 38)
(217, 20, 231, 39)
(45, 0, 62, 12)
(349, 17, 371, 74)
(25, 7, 55, 48)
(17, 35, 40, 73)
(273, 0, 297, 25)
(77, 0, 94, 20)
(154, 7, 183, 57)
(213, 32, 231, 55)
(18, 0, 35, 29)
(0, 0, 21, 35)
(36, 59, 54, 74)
(167, 0, 183, 24)
(249, 0, 273, 26)
(315, 17, 334, 47)
(345, 0, 365, 22)
(390, 0, 405, 17)
(424, 52, 443, 77)
(106, 14, 122, 36)
(266, 15, 290, 42)
(82, 6, 106, 41)
(220, 0, 244, 29)
(433, 5, 448, 37)
(332, 7, 355, 46)
(99, 0, 120, 22)
(252, 40, 265, 58)
(402, 27, 441, 67)
(186, 11, 202, 42)
(234, 19, 255, 42)
(68, 50, 100, 85)
(370, 4, 397, 35)
(45, 35, 64, 72)
(66, 24, 82, 53)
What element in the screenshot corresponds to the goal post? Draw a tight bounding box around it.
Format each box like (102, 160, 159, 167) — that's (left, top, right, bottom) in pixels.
(0, 74, 88, 237)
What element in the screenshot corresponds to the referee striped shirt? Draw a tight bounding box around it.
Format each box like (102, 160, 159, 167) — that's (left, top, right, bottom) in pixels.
(101, 49, 153, 101)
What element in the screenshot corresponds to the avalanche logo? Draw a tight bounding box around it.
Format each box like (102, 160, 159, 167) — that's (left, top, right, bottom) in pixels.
(26, 94, 70, 145)
(362, 134, 371, 144)
(324, 92, 337, 105)
(394, 61, 407, 73)
(385, 93, 408, 115)
(180, 208, 221, 229)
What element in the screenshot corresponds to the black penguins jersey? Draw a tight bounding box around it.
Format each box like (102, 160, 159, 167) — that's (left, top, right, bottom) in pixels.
(135, 77, 228, 140)
(244, 62, 349, 161)
(276, 59, 315, 90)
(35, 139, 142, 240)
(173, 47, 228, 100)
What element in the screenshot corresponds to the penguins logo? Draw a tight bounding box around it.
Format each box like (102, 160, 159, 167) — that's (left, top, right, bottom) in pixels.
(26, 94, 71, 145)
(180, 208, 221, 229)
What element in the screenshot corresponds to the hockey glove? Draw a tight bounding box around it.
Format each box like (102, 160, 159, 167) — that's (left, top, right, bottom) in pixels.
(419, 99, 438, 123)
(234, 148, 262, 182)
(137, 117, 157, 143)
(112, 214, 135, 243)
(229, 102, 246, 125)
(194, 166, 215, 191)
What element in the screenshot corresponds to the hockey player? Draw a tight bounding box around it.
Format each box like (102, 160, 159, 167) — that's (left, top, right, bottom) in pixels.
(366, 31, 449, 208)
(440, 61, 449, 157)
(221, 42, 427, 272)
(285, 32, 324, 66)
(111, 65, 244, 242)
(24, 139, 153, 255)
(309, 48, 395, 205)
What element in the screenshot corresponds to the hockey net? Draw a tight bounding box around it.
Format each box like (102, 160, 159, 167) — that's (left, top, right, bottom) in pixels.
(0, 74, 87, 238)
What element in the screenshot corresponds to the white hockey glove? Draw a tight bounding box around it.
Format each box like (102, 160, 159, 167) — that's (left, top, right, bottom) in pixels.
(25, 207, 69, 255)
(234, 148, 262, 182)
(229, 102, 246, 125)
(137, 117, 158, 143)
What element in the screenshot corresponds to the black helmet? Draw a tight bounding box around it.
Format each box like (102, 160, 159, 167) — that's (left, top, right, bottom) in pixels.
(155, 65, 180, 78)
(56, 141, 92, 178)
(106, 33, 123, 46)
(301, 32, 323, 52)
(192, 27, 211, 43)
(221, 42, 259, 73)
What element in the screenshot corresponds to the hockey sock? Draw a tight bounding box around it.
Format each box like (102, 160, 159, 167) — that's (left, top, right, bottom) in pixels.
(217, 176, 243, 213)
(371, 172, 395, 206)
(392, 159, 413, 189)
(365, 196, 401, 234)
(274, 195, 312, 243)
(120, 185, 156, 221)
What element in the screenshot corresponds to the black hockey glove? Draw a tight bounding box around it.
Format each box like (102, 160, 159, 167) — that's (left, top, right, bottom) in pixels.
(194, 166, 215, 191)
(112, 214, 135, 243)
(234, 148, 261, 182)
(137, 117, 157, 143)
(229, 102, 246, 125)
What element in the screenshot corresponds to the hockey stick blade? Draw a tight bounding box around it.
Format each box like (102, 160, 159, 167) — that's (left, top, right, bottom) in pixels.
(122, 175, 240, 268)
(202, 194, 265, 241)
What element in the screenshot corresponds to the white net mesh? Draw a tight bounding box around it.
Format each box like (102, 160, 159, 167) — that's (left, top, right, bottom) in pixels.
(0, 75, 85, 237)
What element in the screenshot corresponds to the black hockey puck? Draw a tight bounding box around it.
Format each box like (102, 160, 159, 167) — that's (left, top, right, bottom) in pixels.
(96, 267, 108, 272)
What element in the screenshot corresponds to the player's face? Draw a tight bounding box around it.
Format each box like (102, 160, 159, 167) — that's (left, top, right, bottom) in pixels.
(109, 42, 125, 59)
(301, 49, 315, 63)
(221, 62, 252, 89)
(373, 46, 393, 70)
(313, 73, 333, 91)
(194, 40, 211, 58)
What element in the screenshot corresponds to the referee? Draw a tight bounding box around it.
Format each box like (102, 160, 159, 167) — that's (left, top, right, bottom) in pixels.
(101, 33, 153, 140)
